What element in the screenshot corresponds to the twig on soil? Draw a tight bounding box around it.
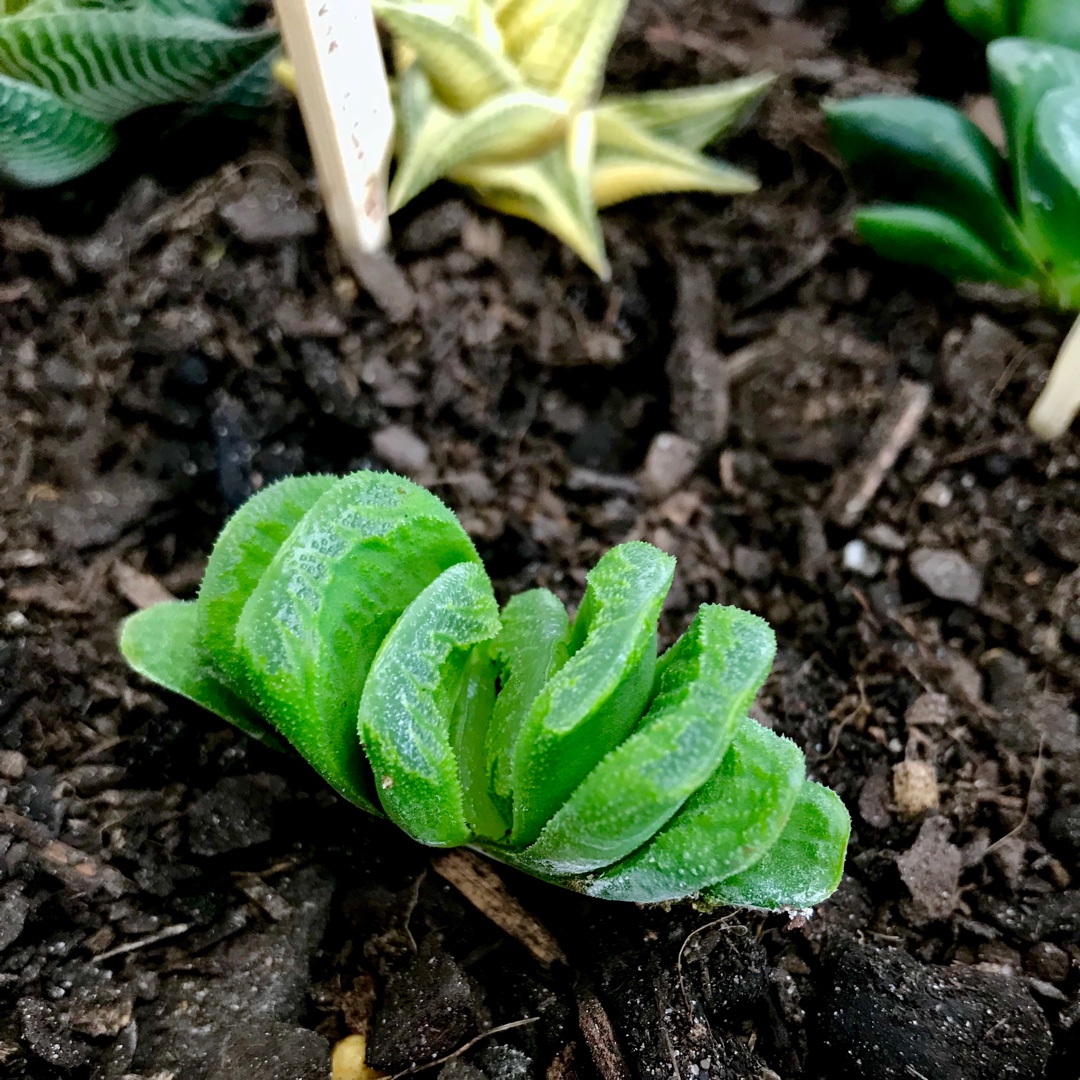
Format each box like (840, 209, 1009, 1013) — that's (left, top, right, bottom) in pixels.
(431, 849, 567, 967)
(675, 916, 746, 1015)
(384, 1017, 539, 1080)
(0, 807, 132, 897)
(983, 735, 1045, 860)
(825, 380, 932, 528)
(90, 922, 192, 962)
(576, 984, 631, 1080)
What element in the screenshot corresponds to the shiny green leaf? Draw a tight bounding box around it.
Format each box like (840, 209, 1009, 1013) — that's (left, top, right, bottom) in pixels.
(511, 605, 775, 876)
(120, 601, 285, 750)
(585, 717, 805, 903)
(235, 472, 480, 811)
(704, 780, 850, 910)
(854, 203, 1034, 288)
(0, 70, 113, 184)
(825, 95, 1035, 274)
(359, 562, 501, 846)
(508, 541, 674, 845)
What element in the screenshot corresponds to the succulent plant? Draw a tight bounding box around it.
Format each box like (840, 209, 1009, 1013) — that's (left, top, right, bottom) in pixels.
(0, 0, 278, 187)
(891, 0, 1080, 48)
(826, 37, 1080, 438)
(366, 0, 772, 277)
(120, 471, 850, 910)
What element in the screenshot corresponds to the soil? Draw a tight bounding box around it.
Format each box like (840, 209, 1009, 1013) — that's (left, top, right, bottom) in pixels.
(1, 1, 1079, 1078)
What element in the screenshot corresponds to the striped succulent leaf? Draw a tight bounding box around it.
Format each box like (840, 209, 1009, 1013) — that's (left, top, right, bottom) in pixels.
(0, 0, 278, 186)
(0, 68, 115, 183)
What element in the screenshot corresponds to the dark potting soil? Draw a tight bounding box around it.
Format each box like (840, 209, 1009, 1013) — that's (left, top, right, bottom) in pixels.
(1, 1, 1079, 1078)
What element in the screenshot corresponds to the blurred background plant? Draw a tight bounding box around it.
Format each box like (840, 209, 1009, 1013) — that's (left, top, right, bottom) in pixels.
(827, 37, 1080, 439)
(888, 0, 1080, 48)
(0, 0, 278, 187)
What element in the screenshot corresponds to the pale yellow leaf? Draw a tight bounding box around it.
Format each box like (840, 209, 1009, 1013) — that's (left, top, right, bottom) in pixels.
(596, 72, 775, 151)
(375, 0, 521, 109)
(390, 89, 570, 210)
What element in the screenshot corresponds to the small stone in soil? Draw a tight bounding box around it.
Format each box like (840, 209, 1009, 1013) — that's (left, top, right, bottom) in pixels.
(367, 942, 490, 1073)
(0, 889, 30, 951)
(0, 749, 26, 780)
(16, 997, 91, 1070)
(820, 939, 1052, 1080)
(842, 539, 882, 577)
(909, 547, 983, 604)
(372, 424, 433, 478)
(477, 1044, 534, 1080)
(891, 760, 939, 816)
(206, 1021, 330, 1080)
(896, 816, 960, 922)
(639, 432, 700, 501)
(188, 775, 279, 857)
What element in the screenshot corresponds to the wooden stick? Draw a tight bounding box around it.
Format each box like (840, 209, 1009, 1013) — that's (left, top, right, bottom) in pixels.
(1029, 314, 1080, 440)
(275, 0, 415, 319)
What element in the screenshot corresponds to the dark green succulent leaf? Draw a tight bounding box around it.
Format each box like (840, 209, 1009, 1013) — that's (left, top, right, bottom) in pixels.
(486, 588, 571, 807)
(235, 472, 481, 812)
(704, 780, 850, 910)
(944, 0, 1012, 40)
(1025, 86, 1080, 302)
(120, 600, 286, 750)
(359, 562, 501, 847)
(197, 474, 337, 702)
(508, 541, 674, 846)
(0, 70, 114, 184)
(584, 716, 805, 903)
(988, 36, 1080, 232)
(1019, 0, 1080, 52)
(510, 604, 775, 876)
(824, 95, 1035, 274)
(854, 203, 1035, 288)
(0, 9, 278, 124)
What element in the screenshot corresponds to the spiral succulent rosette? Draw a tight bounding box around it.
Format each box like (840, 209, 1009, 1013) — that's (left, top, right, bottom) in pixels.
(120, 471, 849, 909)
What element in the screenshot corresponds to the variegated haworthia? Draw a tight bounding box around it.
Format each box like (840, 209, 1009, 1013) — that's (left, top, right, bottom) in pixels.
(120, 471, 849, 909)
(0, 0, 278, 187)
(371, 0, 773, 278)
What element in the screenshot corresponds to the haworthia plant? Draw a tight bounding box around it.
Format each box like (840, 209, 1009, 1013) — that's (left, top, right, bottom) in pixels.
(120, 471, 849, 910)
(364, 0, 774, 278)
(0, 0, 278, 186)
(826, 37, 1080, 439)
(890, 0, 1080, 50)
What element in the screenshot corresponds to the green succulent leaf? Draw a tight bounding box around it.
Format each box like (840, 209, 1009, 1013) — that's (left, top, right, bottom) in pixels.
(1019, 0, 1080, 52)
(853, 203, 1034, 288)
(118, 469, 850, 910)
(235, 472, 480, 811)
(0, 69, 114, 184)
(511, 604, 775, 876)
(358, 562, 502, 847)
(944, 0, 1012, 40)
(585, 716, 806, 903)
(120, 600, 285, 750)
(1024, 86, 1080, 301)
(988, 36, 1080, 241)
(0, 9, 278, 123)
(704, 780, 850, 910)
(486, 588, 571, 808)
(196, 474, 337, 700)
(824, 95, 1037, 275)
